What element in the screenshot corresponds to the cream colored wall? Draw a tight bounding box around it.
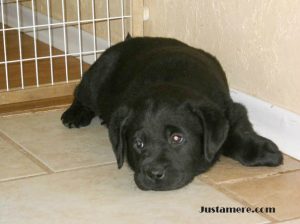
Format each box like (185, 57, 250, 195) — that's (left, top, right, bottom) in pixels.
(144, 0, 300, 115)
(22, 0, 131, 44)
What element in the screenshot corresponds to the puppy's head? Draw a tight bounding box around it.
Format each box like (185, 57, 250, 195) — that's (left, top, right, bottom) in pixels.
(108, 98, 229, 191)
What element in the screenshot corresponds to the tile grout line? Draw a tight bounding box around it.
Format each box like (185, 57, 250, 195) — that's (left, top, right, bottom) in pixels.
(214, 167, 300, 223)
(200, 176, 278, 223)
(1, 106, 298, 222)
(201, 153, 300, 186)
(271, 216, 300, 224)
(209, 168, 300, 185)
(219, 187, 278, 223)
(0, 162, 117, 184)
(0, 130, 55, 174)
(53, 161, 117, 174)
(0, 173, 49, 183)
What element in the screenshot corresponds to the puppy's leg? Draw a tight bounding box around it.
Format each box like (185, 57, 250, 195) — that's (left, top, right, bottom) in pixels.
(222, 102, 283, 166)
(61, 48, 122, 128)
(61, 98, 95, 128)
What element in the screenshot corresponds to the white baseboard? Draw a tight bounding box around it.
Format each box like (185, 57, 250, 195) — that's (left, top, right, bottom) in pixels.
(231, 89, 300, 160)
(2, 3, 299, 160)
(1, 3, 108, 64)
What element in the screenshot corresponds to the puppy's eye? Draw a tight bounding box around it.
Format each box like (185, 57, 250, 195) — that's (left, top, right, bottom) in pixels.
(169, 133, 184, 145)
(134, 138, 144, 150)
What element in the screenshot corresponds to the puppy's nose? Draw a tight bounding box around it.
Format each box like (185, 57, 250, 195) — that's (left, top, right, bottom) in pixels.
(146, 167, 166, 180)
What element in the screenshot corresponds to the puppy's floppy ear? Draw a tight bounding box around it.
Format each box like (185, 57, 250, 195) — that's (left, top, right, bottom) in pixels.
(108, 106, 132, 169)
(188, 100, 229, 162)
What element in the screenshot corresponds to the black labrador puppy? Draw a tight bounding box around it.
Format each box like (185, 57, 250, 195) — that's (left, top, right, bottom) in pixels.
(61, 36, 283, 191)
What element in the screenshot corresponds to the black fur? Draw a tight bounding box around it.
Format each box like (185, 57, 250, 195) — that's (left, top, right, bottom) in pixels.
(61, 37, 283, 191)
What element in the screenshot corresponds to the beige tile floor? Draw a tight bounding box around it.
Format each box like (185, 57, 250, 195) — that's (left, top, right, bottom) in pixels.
(0, 109, 300, 224)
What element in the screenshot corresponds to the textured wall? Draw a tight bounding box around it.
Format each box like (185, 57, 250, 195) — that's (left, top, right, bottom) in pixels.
(144, 0, 300, 115)
(22, 0, 130, 44)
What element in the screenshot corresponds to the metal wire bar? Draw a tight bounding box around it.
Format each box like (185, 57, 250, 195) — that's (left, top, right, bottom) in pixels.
(0, 49, 106, 65)
(121, 0, 125, 40)
(1, 0, 9, 90)
(31, 0, 39, 87)
(106, 0, 111, 47)
(46, 0, 54, 85)
(0, 16, 132, 33)
(91, 0, 97, 61)
(61, 0, 69, 82)
(76, 0, 83, 76)
(16, 0, 24, 89)
(0, 1, 132, 91)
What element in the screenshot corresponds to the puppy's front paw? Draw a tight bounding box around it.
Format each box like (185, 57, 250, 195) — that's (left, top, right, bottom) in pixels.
(242, 136, 283, 167)
(61, 106, 94, 128)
